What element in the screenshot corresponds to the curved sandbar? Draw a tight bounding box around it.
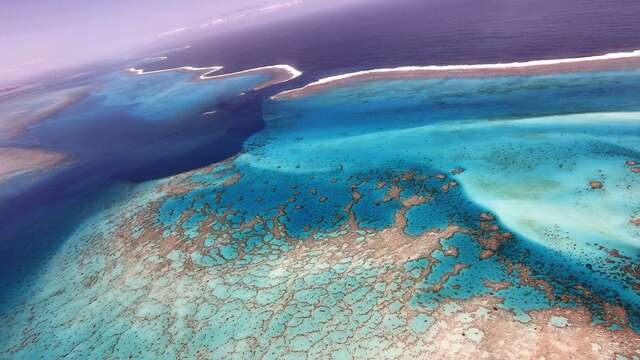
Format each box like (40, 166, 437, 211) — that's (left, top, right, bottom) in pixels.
(128, 64, 302, 91)
(0, 147, 66, 182)
(273, 50, 640, 99)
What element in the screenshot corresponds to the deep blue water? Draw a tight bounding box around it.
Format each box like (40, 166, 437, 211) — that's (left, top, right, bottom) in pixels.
(159, 0, 640, 84)
(0, 71, 270, 277)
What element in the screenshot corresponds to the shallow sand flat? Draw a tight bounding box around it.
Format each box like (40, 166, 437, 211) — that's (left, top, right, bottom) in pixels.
(0, 147, 65, 182)
(0, 85, 91, 141)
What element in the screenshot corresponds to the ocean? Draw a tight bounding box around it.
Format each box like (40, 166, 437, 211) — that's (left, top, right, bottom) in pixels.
(163, 0, 640, 76)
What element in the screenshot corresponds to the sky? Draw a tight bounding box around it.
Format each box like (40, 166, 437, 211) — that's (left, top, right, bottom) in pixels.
(0, 0, 361, 84)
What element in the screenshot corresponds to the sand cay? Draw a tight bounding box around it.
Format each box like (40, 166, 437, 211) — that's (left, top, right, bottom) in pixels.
(273, 50, 640, 99)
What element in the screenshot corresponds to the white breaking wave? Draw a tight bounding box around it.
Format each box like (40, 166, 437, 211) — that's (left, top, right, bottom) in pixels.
(201, 64, 302, 81)
(273, 49, 640, 98)
(157, 27, 191, 38)
(128, 64, 302, 83)
(128, 65, 223, 78)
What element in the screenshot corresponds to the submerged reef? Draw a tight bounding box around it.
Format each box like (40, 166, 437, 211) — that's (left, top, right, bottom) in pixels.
(0, 147, 65, 182)
(1, 63, 640, 359)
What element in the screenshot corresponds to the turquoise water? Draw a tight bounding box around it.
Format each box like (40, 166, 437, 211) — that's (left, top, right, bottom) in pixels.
(2, 68, 640, 358)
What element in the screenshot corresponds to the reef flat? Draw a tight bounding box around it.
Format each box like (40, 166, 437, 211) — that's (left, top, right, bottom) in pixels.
(1, 61, 640, 358)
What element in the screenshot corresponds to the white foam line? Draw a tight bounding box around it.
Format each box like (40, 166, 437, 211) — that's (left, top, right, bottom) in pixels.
(158, 44, 192, 54)
(128, 65, 224, 77)
(201, 64, 302, 81)
(274, 49, 640, 98)
(143, 56, 168, 62)
(129, 64, 302, 83)
(157, 27, 190, 38)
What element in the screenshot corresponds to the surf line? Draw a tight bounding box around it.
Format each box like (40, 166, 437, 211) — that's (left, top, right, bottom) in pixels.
(272, 49, 640, 99)
(127, 65, 224, 78)
(128, 64, 302, 90)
